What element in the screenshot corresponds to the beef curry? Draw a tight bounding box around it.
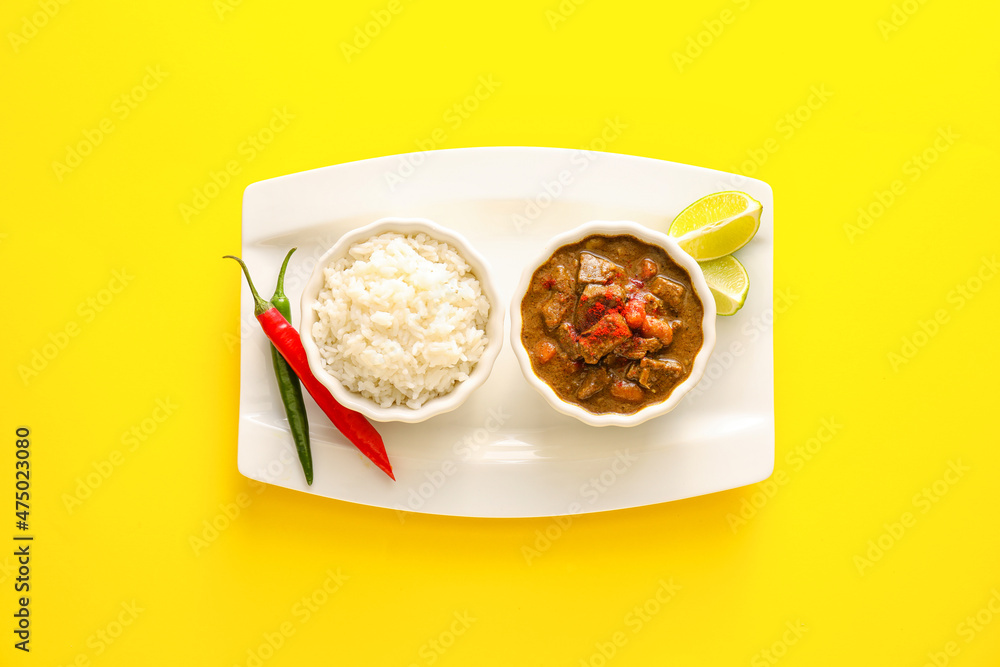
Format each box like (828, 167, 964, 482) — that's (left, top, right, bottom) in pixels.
(520, 234, 704, 415)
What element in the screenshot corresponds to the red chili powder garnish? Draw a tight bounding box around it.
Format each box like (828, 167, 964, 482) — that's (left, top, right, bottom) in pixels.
(586, 302, 607, 319)
(541, 277, 556, 289)
(586, 313, 629, 340)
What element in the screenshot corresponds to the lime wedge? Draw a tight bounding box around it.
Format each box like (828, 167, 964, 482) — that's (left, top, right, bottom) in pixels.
(668, 191, 762, 261)
(698, 255, 749, 316)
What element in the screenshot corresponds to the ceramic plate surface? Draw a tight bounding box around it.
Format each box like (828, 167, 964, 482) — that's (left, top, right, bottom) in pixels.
(236, 147, 774, 518)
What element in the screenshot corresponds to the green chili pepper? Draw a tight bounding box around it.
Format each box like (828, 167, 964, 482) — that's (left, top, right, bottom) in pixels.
(270, 248, 313, 485)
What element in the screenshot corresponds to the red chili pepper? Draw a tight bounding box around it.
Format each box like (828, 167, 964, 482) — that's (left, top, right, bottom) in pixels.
(227, 256, 394, 480)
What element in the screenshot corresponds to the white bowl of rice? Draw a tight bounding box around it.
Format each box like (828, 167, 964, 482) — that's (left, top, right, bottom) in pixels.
(299, 217, 504, 423)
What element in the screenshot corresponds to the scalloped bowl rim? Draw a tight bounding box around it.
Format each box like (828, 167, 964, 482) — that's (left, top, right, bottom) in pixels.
(299, 217, 505, 423)
(508, 220, 717, 427)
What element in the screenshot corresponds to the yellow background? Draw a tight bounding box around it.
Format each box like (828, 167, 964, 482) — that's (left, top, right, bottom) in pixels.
(3, 0, 999, 664)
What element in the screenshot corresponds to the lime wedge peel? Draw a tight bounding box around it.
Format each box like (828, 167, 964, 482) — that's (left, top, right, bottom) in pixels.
(666, 190, 762, 316)
(698, 255, 750, 316)
(668, 191, 762, 261)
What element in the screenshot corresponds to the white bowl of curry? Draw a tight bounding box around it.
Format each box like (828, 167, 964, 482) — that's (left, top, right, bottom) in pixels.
(510, 221, 717, 427)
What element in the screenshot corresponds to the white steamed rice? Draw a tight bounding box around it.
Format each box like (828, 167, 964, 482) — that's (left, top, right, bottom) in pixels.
(311, 232, 490, 409)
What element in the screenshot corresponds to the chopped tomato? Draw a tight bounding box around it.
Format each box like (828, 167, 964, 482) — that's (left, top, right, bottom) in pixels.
(639, 258, 658, 280)
(623, 298, 646, 330)
(534, 339, 558, 364)
(610, 380, 645, 402)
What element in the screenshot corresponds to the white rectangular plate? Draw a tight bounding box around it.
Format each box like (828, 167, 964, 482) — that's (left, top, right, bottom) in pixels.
(237, 147, 774, 518)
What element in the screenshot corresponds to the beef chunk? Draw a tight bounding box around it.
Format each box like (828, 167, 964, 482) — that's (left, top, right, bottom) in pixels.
(541, 292, 573, 329)
(577, 312, 631, 364)
(614, 336, 663, 360)
(640, 292, 665, 316)
(576, 283, 626, 330)
(581, 283, 625, 303)
(555, 322, 583, 360)
(636, 357, 684, 390)
(578, 253, 620, 283)
(576, 368, 610, 400)
(648, 276, 685, 312)
(625, 362, 641, 381)
(551, 263, 576, 294)
(535, 262, 576, 295)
